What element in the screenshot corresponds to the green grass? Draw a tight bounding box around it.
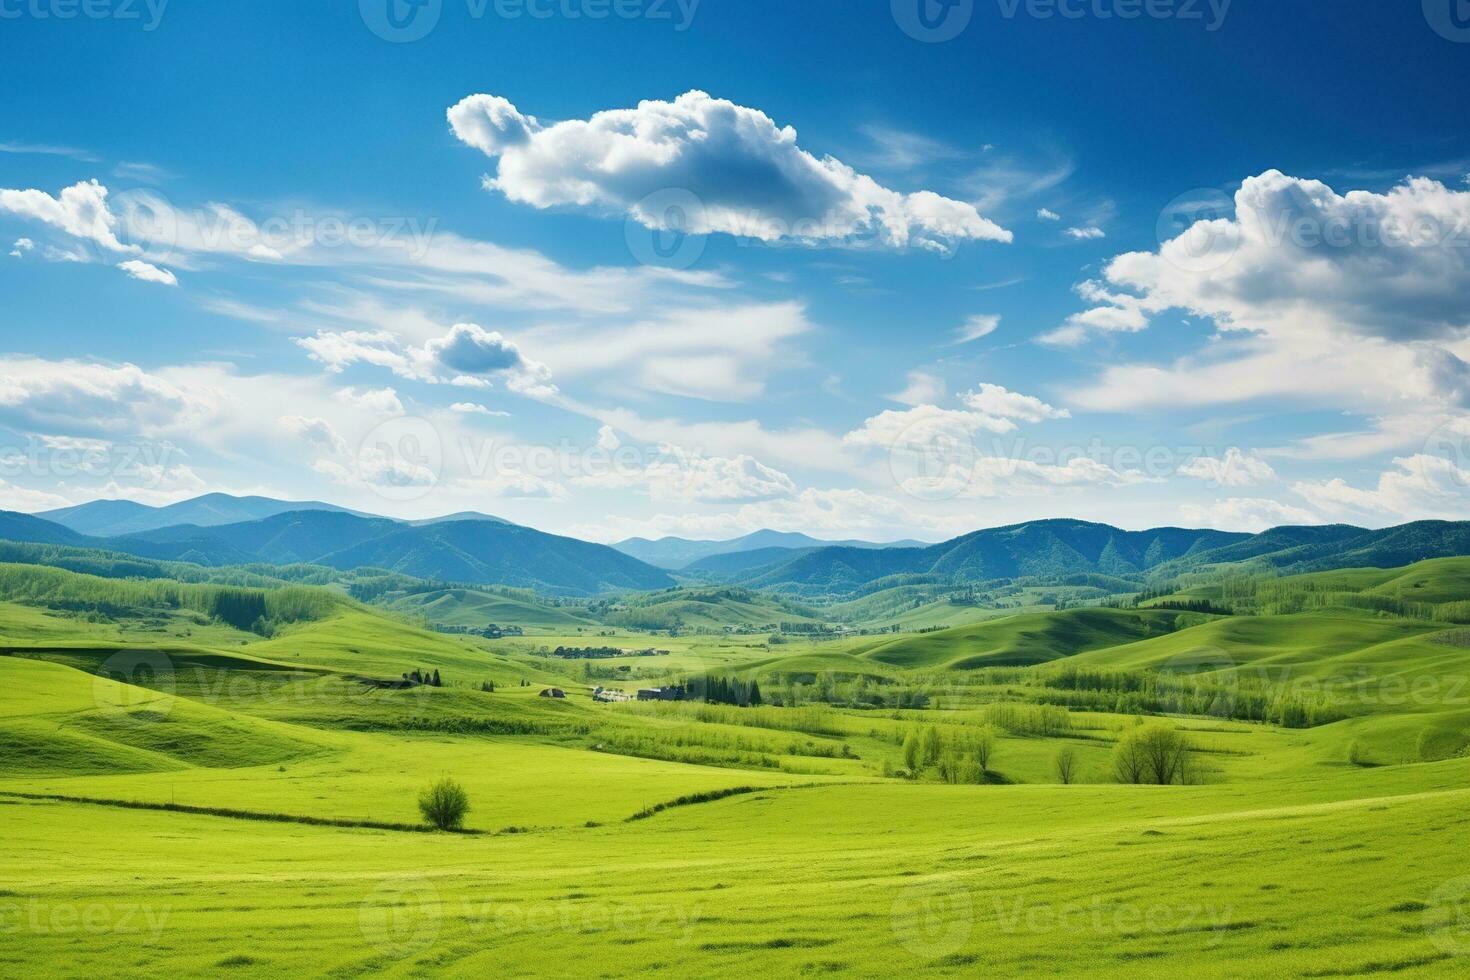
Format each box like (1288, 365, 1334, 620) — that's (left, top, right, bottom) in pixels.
(387, 587, 598, 629)
(4, 557, 1470, 976)
(856, 607, 1207, 669)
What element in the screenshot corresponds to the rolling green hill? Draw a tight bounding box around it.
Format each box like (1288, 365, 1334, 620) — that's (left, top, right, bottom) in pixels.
(856, 607, 1206, 669)
(601, 586, 823, 630)
(388, 587, 597, 629)
(6, 543, 1470, 977)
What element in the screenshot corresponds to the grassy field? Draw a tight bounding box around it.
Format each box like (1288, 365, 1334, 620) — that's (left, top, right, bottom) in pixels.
(3, 559, 1470, 976)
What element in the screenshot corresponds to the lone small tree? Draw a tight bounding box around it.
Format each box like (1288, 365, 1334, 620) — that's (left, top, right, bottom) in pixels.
(1055, 746, 1078, 785)
(418, 777, 471, 831)
(973, 730, 995, 776)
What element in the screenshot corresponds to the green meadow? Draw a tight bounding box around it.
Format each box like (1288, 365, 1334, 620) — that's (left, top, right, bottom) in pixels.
(3, 557, 1470, 977)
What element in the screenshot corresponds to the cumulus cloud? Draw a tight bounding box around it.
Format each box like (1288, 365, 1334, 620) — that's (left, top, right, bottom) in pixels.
(845, 403, 1019, 454)
(335, 386, 405, 416)
(297, 323, 554, 397)
(1177, 448, 1276, 487)
(1292, 454, 1470, 523)
(847, 384, 1068, 454)
(1037, 208, 1061, 221)
(1105, 171, 1470, 343)
(9, 237, 33, 258)
(117, 259, 178, 286)
(960, 384, 1070, 423)
(1064, 225, 1105, 240)
(0, 179, 135, 253)
(448, 90, 1011, 252)
(1060, 170, 1470, 409)
(1178, 497, 1319, 533)
(888, 370, 946, 407)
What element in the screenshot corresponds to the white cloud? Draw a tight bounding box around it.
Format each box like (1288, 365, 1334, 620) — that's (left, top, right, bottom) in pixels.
(953, 313, 1000, 344)
(448, 90, 1012, 252)
(575, 447, 798, 504)
(1061, 170, 1470, 409)
(296, 322, 554, 397)
(1178, 497, 1318, 532)
(0, 358, 217, 436)
(524, 301, 810, 402)
(1064, 226, 1105, 240)
(449, 402, 511, 417)
(1037, 208, 1061, 221)
(1070, 334, 1466, 413)
(1292, 454, 1470, 523)
(1177, 448, 1276, 487)
(9, 237, 33, 258)
(960, 384, 1069, 423)
(845, 404, 1021, 455)
(847, 385, 1067, 456)
(335, 386, 405, 416)
(574, 486, 964, 543)
(888, 370, 946, 407)
(117, 259, 178, 286)
(279, 415, 348, 456)
(0, 478, 72, 512)
(0, 179, 135, 253)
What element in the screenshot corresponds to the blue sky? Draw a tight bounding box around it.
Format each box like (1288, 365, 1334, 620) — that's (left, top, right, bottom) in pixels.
(1, 0, 1469, 542)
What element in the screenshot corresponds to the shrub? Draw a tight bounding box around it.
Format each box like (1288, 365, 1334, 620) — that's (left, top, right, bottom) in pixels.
(418, 778, 471, 831)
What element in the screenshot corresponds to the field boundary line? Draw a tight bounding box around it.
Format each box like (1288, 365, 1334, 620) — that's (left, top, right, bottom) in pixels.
(0, 790, 493, 836)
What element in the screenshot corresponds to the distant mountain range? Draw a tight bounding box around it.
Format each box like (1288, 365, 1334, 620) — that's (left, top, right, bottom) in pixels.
(2, 504, 673, 596)
(8, 496, 1470, 599)
(38, 493, 366, 537)
(728, 519, 1470, 596)
(612, 529, 929, 570)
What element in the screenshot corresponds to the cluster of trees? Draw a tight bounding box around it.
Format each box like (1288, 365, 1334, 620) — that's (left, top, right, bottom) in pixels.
(0, 564, 336, 634)
(1111, 724, 1197, 784)
(901, 725, 998, 784)
(1040, 666, 1343, 729)
(402, 668, 443, 687)
(688, 674, 763, 707)
(549, 645, 626, 659)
